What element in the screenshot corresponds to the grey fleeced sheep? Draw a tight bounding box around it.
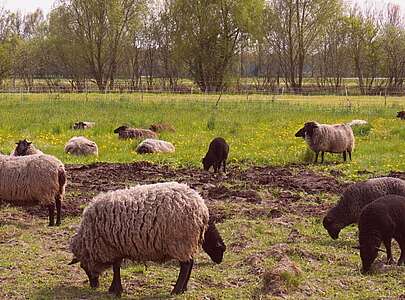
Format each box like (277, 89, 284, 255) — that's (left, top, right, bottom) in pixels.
(10, 139, 43, 156)
(72, 121, 95, 130)
(295, 121, 355, 163)
(69, 182, 226, 296)
(149, 123, 176, 133)
(114, 125, 158, 139)
(64, 136, 98, 156)
(323, 177, 405, 239)
(358, 195, 405, 273)
(136, 139, 175, 154)
(0, 154, 66, 226)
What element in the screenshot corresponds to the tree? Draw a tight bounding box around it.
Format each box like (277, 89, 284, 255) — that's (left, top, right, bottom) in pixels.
(170, 0, 264, 92)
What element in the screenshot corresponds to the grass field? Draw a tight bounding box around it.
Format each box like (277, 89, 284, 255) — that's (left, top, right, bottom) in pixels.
(0, 93, 404, 299)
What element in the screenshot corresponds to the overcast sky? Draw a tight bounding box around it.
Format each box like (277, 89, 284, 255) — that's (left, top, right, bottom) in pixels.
(2, 0, 405, 14)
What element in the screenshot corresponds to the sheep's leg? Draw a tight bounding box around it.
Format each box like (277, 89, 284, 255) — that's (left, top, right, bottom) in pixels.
(48, 204, 55, 226)
(343, 151, 347, 162)
(321, 152, 325, 163)
(55, 195, 62, 226)
(396, 236, 405, 266)
(223, 160, 226, 173)
(348, 151, 352, 161)
(214, 163, 219, 173)
(172, 260, 192, 295)
(383, 238, 393, 264)
(109, 259, 123, 296)
(314, 152, 319, 163)
(181, 259, 194, 292)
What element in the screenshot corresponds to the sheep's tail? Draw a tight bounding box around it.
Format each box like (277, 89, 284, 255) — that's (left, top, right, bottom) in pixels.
(58, 167, 67, 195)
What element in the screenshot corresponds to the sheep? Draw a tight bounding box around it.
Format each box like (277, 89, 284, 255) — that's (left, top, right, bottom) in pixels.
(323, 177, 405, 240)
(0, 154, 66, 226)
(72, 121, 95, 130)
(114, 125, 158, 139)
(347, 119, 368, 127)
(136, 139, 175, 154)
(149, 123, 176, 133)
(295, 121, 355, 163)
(397, 111, 405, 120)
(202, 137, 229, 173)
(357, 195, 405, 273)
(64, 136, 98, 156)
(68, 182, 226, 296)
(10, 139, 43, 156)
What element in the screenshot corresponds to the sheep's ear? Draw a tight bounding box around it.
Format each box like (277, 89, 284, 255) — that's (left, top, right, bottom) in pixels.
(28, 141, 32, 145)
(68, 257, 80, 265)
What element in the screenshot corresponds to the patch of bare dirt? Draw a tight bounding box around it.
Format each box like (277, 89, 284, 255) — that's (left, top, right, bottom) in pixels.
(14, 162, 352, 221)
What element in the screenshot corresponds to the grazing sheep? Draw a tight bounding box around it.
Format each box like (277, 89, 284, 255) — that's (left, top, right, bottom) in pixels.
(347, 119, 368, 127)
(202, 137, 229, 173)
(72, 121, 95, 130)
(136, 139, 175, 154)
(0, 154, 66, 226)
(295, 121, 355, 163)
(114, 125, 158, 139)
(149, 123, 176, 133)
(10, 139, 43, 156)
(64, 136, 98, 156)
(397, 111, 405, 120)
(323, 177, 405, 240)
(68, 182, 226, 296)
(358, 195, 405, 273)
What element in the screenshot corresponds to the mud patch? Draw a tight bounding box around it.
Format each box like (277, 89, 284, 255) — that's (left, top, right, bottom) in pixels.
(17, 162, 350, 221)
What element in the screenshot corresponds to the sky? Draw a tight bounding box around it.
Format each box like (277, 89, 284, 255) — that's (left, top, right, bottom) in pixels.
(2, 0, 405, 14)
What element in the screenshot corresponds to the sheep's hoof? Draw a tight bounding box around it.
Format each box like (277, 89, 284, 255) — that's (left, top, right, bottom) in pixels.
(171, 287, 185, 295)
(108, 288, 122, 297)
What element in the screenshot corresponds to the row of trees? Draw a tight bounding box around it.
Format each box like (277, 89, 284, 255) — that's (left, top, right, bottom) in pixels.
(1, 0, 405, 94)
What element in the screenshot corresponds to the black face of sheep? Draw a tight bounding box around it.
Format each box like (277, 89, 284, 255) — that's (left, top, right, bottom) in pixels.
(68, 258, 101, 288)
(359, 244, 379, 273)
(113, 125, 128, 133)
(14, 139, 32, 156)
(295, 122, 318, 138)
(397, 111, 405, 119)
(322, 216, 340, 240)
(202, 222, 226, 264)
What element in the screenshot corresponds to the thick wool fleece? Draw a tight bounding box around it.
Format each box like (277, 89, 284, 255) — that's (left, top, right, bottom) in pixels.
(118, 128, 157, 139)
(136, 139, 175, 154)
(327, 177, 405, 229)
(0, 154, 66, 205)
(306, 123, 354, 154)
(64, 136, 98, 156)
(70, 182, 209, 271)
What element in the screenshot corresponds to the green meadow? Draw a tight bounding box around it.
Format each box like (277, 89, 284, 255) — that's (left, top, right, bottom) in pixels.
(0, 93, 404, 299)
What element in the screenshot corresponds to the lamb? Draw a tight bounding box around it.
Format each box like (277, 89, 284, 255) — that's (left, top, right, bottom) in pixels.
(149, 123, 176, 133)
(295, 121, 355, 163)
(357, 195, 405, 273)
(0, 154, 66, 226)
(114, 125, 158, 139)
(397, 111, 405, 120)
(136, 139, 175, 154)
(72, 121, 95, 130)
(68, 182, 226, 296)
(323, 177, 405, 239)
(10, 139, 43, 156)
(347, 119, 368, 127)
(64, 136, 98, 156)
(202, 137, 229, 173)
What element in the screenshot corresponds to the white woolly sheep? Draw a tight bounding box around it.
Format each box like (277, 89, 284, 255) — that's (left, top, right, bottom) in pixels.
(10, 139, 43, 156)
(323, 177, 405, 239)
(295, 121, 355, 163)
(114, 125, 158, 139)
(0, 154, 66, 226)
(136, 139, 175, 154)
(347, 119, 368, 127)
(64, 136, 98, 156)
(72, 121, 95, 130)
(69, 182, 226, 296)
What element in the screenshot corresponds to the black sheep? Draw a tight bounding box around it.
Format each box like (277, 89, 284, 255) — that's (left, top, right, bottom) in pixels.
(397, 111, 405, 120)
(202, 137, 229, 173)
(358, 195, 405, 273)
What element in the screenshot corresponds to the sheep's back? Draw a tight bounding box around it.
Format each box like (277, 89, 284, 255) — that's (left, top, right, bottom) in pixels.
(137, 139, 175, 153)
(0, 154, 63, 204)
(309, 124, 354, 153)
(73, 182, 209, 265)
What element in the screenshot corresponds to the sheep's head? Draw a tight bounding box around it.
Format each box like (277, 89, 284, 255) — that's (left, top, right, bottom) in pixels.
(202, 156, 212, 171)
(295, 122, 318, 138)
(14, 139, 32, 156)
(397, 111, 405, 119)
(202, 221, 226, 264)
(114, 125, 129, 133)
(68, 256, 110, 288)
(73, 122, 85, 130)
(357, 242, 382, 274)
(322, 214, 341, 240)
